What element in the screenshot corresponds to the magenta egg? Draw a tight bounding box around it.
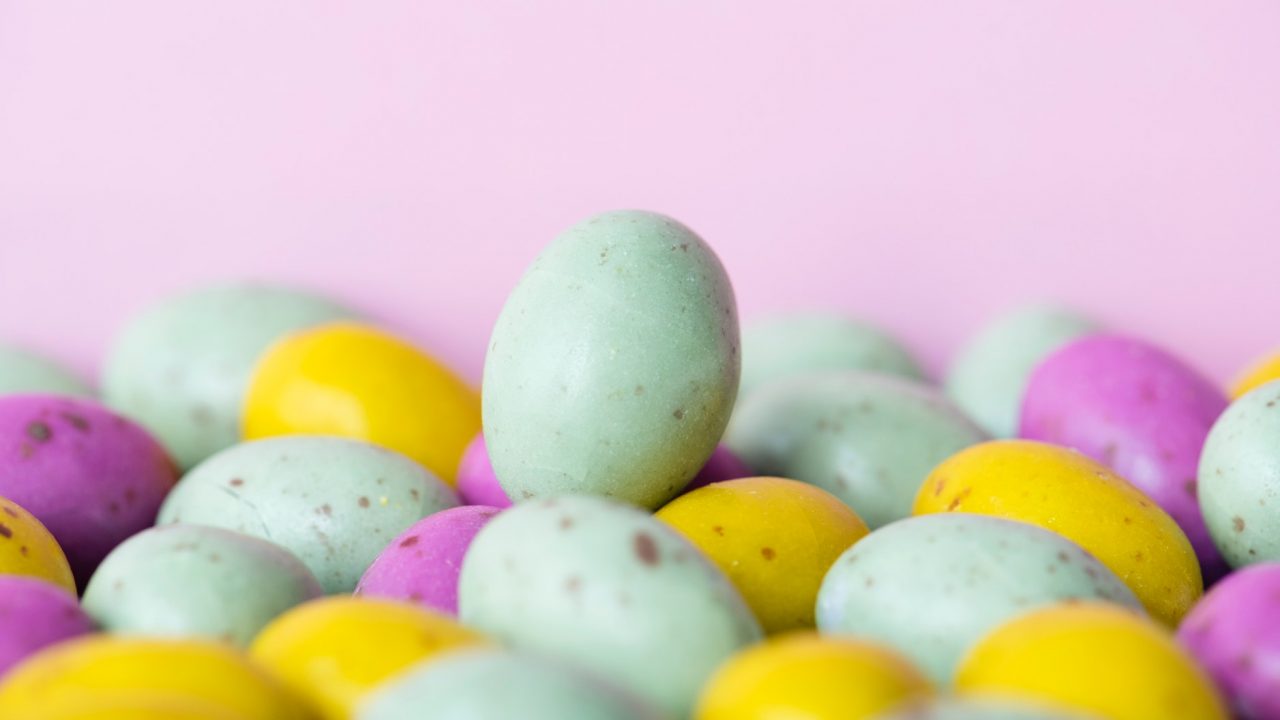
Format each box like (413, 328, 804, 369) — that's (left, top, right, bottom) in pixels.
(456, 435, 512, 508)
(356, 504, 502, 614)
(1178, 563, 1280, 719)
(681, 445, 754, 492)
(0, 576, 96, 675)
(1019, 334, 1227, 579)
(0, 394, 178, 587)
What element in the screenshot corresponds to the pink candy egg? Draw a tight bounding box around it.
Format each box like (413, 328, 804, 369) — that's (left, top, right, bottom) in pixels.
(456, 436, 513, 508)
(0, 576, 96, 675)
(681, 444, 754, 493)
(355, 504, 502, 614)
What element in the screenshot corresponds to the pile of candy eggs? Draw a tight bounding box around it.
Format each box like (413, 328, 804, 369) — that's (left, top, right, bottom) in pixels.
(1, 208, 1279, 720)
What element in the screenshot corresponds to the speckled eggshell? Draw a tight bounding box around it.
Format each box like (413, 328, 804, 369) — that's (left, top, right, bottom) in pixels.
(0, 394, 177, 587)
(82, 525, 322, 647)
(1198, 380, 1280, 567)
(945, 305, 1098, 438)
(739, 313, 924, 398)
(726, 372, 988, 528)
(0, 576, 96, 676)
(356, 505, 502, 615)
(482, 210, 739, 509)
(455, 436, 512, 508)
(1019, 334, 1228, 579)
(681, 445, 753, 493)
(458, 495, 762, 717)
(816, 513, 1141, 684)
(1178, 563, 1280, 719)
(102, 284, 355, 470)
(359, 649, 663, 720)
(874, 699, 1103, 720)
(0, 345, 91, 397)
(157, 436, 457, 593)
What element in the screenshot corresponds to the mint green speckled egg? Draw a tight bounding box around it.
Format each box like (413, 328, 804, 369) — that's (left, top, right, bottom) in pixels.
(482, 210, 739, 509)
(458, 496, 761, 718)
(0, 344, 91, 397)
(102, 284, 356, 469)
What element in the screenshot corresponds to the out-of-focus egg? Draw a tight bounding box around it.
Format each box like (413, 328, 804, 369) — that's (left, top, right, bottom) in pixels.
(656, 477, 868, 633)
(817, 513, 1141, 683)
(242, 322, 479, 486)
(0, 345, 91, 398)
(945, 305, 1098, 438)
(482, 210, 739, 509)
(458, 495, 761, 717)
(914, 440, 1201, 627)
(0, 495, 75, 594)
(694, 633, 933, 720)
(158, 436, 457, 593)
(874, 699, 1104, 719)
(1231, 350, 1280, 399)
(455, 436, 512, 508)
(249, 596, 485, 720)
(101, 284, 355, 470)
(955, 602, 1227, 720)
(0, 576, 95, 676)
(739, 313, 923, 398)
(83, 525, 322, 647)
(680, 445, 754, 493)
(0, 395, 176, 587)
(1019, 334, 1228, 578)
(728, 372, 987, 528)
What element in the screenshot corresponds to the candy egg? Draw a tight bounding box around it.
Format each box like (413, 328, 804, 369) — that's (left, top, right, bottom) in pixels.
(0, 395, 176, 587)
(242, 322, 480, 485)
(359, 649, 663, 720)
(680, 445, 754, 492)
(0, 635, 309, 720)
(0, 495, 75, 593)
(945, 305, 1098, 438)
(455, 435, 512, 508)
(1231, 350, 1280, 399)
(656, 477, 868, 633)
(955, 602, 1227, 720)
(82, 524, 323, 646)
(16, 699, 244, 720)
(158, 435, 457, 593)
(0, 576, 95, 676)
(1197, 379, 1280, 567)
(914, 440, 1201, 626)
(249, 596, 485, 720)
(739, 313, 924, 398)
(694, 633, 933, 720)
(482, 210, 739, 508)
(875, 698, 1103, 719)
(458, 495, 762, 717)
(816, 513, 1140, 683)
(356, 505, 502, 615)
(727, 372, 987, 528)
(102, 284, 355, 470)
(0, 345, 91, 397)
(1019, 334, 1228, 578)
(1178, 563, 1280, 718)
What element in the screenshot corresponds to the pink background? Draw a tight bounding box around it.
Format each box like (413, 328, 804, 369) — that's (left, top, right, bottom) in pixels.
(2, 2, 1278, 386)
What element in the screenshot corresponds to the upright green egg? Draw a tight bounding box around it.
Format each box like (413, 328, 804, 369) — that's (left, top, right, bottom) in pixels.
(482, 210, 739, 508)
(458, 496, 762, 718)
(726, 371, 987, 528)
(0, 344, 91, 397)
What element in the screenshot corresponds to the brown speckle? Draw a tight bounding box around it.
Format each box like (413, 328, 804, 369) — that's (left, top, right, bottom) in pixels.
(124, 488, 137, 504)
(712, 525, 724, 536)
(208, 553, 222, 563)
(399, 536, 420, 548)
(565, 576, 582, 593)
(1, 506, 17, 519)
(60, 412, 90, 432)
(409, 489, 420, 501)
(1057, 551, 1071, 564)
(559, 516, 574, 530)
(358, 496, 371, 508)
(25, 422, 51, 443)
(864, 577, 875, 588)
(0, 524, 10, 539)
(317, 504, 333, 517)
(761, 547, 776, 561)
(1134, 551, 1145, 562)
(1123, 516, 1133, 525)
(1183, 479, 1197, 498)
(633, 532, 660, 566)
(107, 501, 120, 514)
(634, 385, 645, 396)
(1233, 516, 1246, 533)
(672, 408, 685, 420)
(229, 478, 245, 487)
(946, 488, 972, 511)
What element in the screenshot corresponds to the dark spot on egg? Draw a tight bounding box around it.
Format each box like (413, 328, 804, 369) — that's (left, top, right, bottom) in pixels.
(559, 516, 574, 530)
(60, 412, 90, 432)
(864, 577, 875, 588)
(634, 385, 645, 396)
(933, 478, 947, 496)
(761, 547, 776, 561)
(25, 422, 51, 443)
(358, 497, 371, 508)
(19, 545, 28, 556)
(0, 524, 11, 539)
(712, 525, 724, 536)
(1057, 551, 1071, 563)
(317, 504, 333, 517)
(672, 408, 685, 420)
(1233, 516, 1246, 532)
(633, 532, 660, 566)
(565, 576, 582, 593)
(946, 488, 972, 511)
(229, 478, 245, 487)
(1, 506, 17, 519)
(399, 536, 420, 548)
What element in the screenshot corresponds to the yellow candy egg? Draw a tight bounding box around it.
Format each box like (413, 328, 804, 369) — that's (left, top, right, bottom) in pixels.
(0, 636, 306, 720)
(694, 632, 932, 720)
(242, 322, 480, 485)
(0, 496, 76, 595)
(655, 477, 868, 633)
(1231, 350, 1280, 399)
(955, 602, 1227, 720)
(913, 440, 1201, 626)
(15, 698, 242, 720)
(249, 596, 486, 720)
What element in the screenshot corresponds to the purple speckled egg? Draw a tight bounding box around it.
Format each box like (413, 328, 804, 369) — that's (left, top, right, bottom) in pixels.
(1178, 563, 1280, 719)
(1019, 334, 1228, 580)
(356, 505, 502, 614)
(0, 394, 178, 587)
(0, 576, 96, 675)
(681, 445, 753, 493)
(456, 435, 513, 508)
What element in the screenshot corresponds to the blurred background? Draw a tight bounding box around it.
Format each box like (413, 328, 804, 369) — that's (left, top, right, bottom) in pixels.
(2, 1, 1277, 384)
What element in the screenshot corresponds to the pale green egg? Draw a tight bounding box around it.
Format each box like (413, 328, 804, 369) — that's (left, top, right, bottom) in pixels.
(102, 284, 356, 469)
(482, 210, 738, 509)
(726, 371, 987, 528)
(157, 436, 457, 593)
(0, 344, 91, 397)
(817, 514, 1142, 684)
(945, 305, 1098, 438)
(458, 496, 761, 718)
